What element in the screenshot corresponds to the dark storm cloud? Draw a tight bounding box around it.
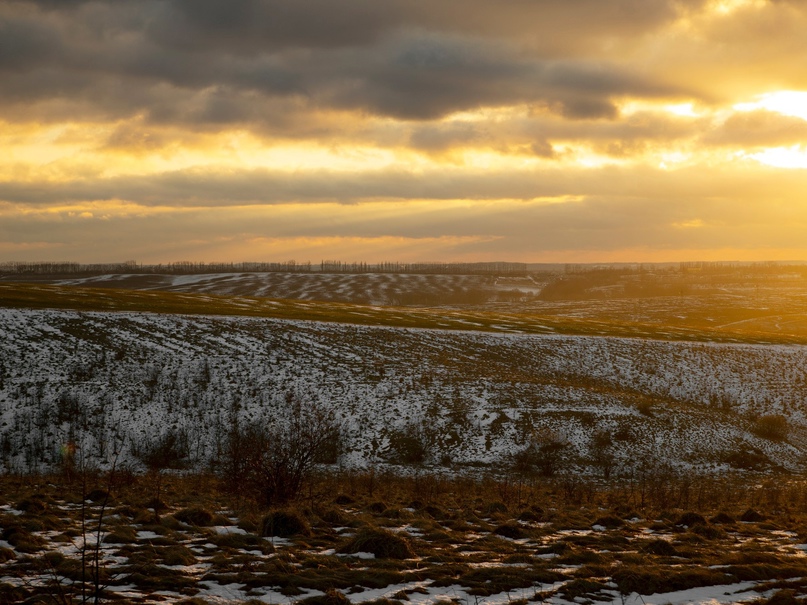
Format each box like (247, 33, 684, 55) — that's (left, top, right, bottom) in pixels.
(0, 0, 691, 123)
(144, 0, 696, 54)
(0, 14, 64, 71)
(318, 37, 656, 120)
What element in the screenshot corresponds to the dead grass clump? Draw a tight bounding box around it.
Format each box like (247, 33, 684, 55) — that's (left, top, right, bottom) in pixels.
(726, 550, 784, 566)
(86, 488, 109, 503)
(1, 525, 45, 553)
(690, 523, 727, 540)
(212, 532, 275, 555)
(742, 509, 766, 522)
(641, 539, 679, 557)
(159, 545, 198, 566)
(710, 512, 736, 524)
(0, 547, 15, 563)
(365, 501, 387, 514)
(422, 529, 454, 544)
(764, 590, 801, 605)
(262, 509, 311, 538)
(481, 501, 508, 516)
(422, 505, 445, 519)
(237, 515, 260, 532)
(174, 507, 215, 526)
(548, 510, 592, 530)
(381, 507, 413, 520)
(103, 525, 138, 544)
(593, 515, 625, 528)
(146, 496, 169, 512)
(16, 495, 49, 514)
(517, 506, 545, 523)
(493, 522, 526, 540)
(48, 553, 112, 584)
(461, 566, 559, 597)
(536, 541, 570, 555)
(115, 504, 142, 518)
(575, 563, 611, 579)
(725, 563, 807, 582)
(338, 527, 415, 559)
(19, 512, 64, 532)
(676, 512, 707, 527)
(560, 578, 613, 601)
(0, 583, 29, 604)
(126, 562, 198, 592)
(319, 507, 349, 526)
(297, 588, 352, 605)
(613, 565, 731, 595)
(140, 521, 170, 535)
(557, 548, 606, 566)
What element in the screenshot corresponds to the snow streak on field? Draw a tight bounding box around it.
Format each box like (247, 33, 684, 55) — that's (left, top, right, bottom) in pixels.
(52, 272, 508, 306)
(1, 308, 806, 473)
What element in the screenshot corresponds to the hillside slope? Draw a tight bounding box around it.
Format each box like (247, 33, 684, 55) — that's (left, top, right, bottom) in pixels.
(1, 307, 805, 475)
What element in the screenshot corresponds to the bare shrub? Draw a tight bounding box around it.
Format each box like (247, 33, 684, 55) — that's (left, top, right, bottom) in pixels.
(218, 394, 342, 506)
(511, 428, 569, 477)
(752, 414, 789, 442)
(384, 422, 430, 466)
(131, 429, 190, 472)
(589, 429, 616, 479)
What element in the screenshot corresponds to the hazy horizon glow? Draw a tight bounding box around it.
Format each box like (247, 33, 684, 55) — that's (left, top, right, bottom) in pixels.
(2, 0, 807, 264)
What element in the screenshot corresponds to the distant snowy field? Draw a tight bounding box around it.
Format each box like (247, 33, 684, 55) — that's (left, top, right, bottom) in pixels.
(50, 271, 520, 306)
(1, 307, 806, 474)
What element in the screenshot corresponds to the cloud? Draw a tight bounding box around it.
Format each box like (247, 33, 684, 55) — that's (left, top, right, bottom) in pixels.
(3, 189, 807, 264)
(702, 110, 807, 148)
(3, 162, 807, 208)
(0, 1, 689, 124)
(3, 0, 807, 263)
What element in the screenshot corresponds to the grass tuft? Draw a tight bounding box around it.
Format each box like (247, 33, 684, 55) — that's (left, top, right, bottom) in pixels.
(492, 523, 526, 540)
(174, 507, 215, 526)
(742, 509, 766, 522)
(641, 539, 679, 557)
(676, 512, 707, 527)
(262, 509, 312, 538)
(593, 515, 625, 529)
(339, 528, 415, 559)
(709, 512, 736, 524)
(298, 588, 353, 605)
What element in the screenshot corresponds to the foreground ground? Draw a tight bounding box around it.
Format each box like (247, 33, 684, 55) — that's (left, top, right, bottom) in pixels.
(3, 471, 807, 605)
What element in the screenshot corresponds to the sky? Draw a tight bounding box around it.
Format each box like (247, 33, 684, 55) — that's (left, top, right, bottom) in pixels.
(2, 0, 807, 264)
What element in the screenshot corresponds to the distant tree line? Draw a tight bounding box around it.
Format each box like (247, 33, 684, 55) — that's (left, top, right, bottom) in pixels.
(320, 261, 527, 275)
(0, 260, 528, 277)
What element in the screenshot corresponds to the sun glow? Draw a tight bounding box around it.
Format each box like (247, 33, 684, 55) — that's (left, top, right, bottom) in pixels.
(745, 145, 807, 169)
(708, 0, 764, 15)
(734, 91, 807, 122)
(664, 103, 701, 118)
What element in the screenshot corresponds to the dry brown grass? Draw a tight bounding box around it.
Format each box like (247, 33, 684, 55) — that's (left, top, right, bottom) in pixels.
(2, 470, 807, 603)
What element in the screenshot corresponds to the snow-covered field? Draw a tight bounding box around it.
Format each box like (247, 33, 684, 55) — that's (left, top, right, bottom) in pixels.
(1, 307, 806, 474)
(48, 272, 510, 306)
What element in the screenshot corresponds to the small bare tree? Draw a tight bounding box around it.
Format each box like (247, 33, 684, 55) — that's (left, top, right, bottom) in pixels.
(220, 393, 342, 506)
(131, 429, 189, 519)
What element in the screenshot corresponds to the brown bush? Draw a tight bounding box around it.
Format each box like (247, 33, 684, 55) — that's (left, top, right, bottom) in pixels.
(752, 414, 789, 442)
